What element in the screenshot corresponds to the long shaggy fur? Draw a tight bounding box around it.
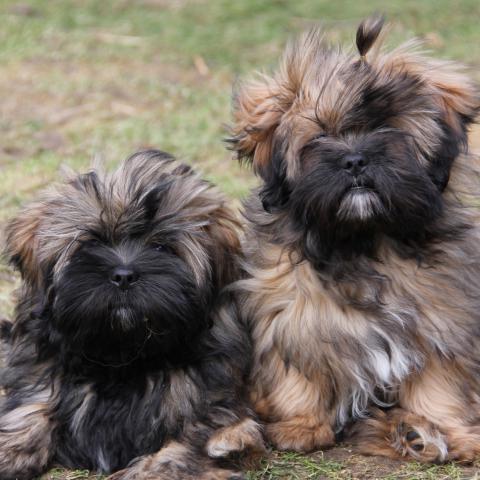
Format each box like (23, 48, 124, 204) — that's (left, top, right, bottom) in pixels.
(0, 150, 264, 479)
(229, 18, 480, 462)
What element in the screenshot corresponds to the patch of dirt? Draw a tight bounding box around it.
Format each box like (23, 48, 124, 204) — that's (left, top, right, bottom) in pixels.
(321, 446, 407, 478)
(321, 446, 479, 479)
(0, 57, 227, 165)
(257, 447, 480, 479)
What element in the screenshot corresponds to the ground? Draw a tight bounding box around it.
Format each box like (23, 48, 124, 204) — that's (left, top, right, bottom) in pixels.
(1, 1, 480, 479)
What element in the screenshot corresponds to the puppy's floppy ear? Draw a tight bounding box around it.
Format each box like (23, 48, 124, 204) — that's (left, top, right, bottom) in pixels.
(426, 66, 480, 190)
(229, 29, 324, 187)
(229, 75, 286, 181)
(430, 68, 479, 135)
(5, 202, 46, 286)
(229, 75, 296, 212)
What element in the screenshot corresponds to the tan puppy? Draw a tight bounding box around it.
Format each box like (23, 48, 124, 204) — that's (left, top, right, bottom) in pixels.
(229, 17, 480, 462)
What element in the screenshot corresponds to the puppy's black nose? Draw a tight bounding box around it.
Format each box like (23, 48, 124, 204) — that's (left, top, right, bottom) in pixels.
(342, 153, 368, 176)
(110, 267, 139, 290)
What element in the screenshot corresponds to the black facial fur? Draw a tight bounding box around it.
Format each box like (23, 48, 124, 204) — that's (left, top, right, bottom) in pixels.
(259, 140, 291, 213)
(50, 239, 208, 368)
(302, 132, 443, 263)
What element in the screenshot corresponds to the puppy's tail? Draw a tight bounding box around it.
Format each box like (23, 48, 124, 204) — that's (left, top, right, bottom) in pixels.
(356, 15, 385, 60)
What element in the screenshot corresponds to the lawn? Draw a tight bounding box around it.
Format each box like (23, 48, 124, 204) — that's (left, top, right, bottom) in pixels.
(1, 0, 480, 478)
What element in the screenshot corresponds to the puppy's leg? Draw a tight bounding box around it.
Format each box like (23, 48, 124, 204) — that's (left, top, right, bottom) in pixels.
(400, 357, 480, 462)
(107, 441, 244, 480)
(253, 352, 335, 452)
(353, 357, 480, 463)
(0, 396, 56, 479)
(350, 408, 448, 462)
(107, 411, 263, 479)
(206, 417, 265, 466)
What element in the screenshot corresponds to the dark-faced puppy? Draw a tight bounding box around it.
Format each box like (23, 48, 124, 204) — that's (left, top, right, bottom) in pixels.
(1, 150, 263, 480)
(229, 17, 480, 462)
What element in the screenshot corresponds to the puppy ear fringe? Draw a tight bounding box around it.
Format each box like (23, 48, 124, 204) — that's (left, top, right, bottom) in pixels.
(227, 75, 286, 179)
(429, 66, 480, 137)
(227, 32, 327, 178)
(383, 49, 480, 137)
(5, 202, 46, 287)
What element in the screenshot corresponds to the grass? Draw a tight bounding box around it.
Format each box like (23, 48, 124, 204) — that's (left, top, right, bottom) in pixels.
(1, 0, 480, 478)
(247, 450, 480, 479)
(247, 452, 345, 480)
(40, 470, 105, 480)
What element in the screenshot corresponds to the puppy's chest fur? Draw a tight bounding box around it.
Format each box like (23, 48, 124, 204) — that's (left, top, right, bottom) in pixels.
(54, 370, 199, 472)
(246, 239, 480, 418)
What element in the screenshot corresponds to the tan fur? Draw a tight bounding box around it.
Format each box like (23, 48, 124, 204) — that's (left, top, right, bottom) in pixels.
(232, 19, 480, 462)
(399, 357, 480, 461)
(232, 77, 287, 173)
(6, 201, 47, 287)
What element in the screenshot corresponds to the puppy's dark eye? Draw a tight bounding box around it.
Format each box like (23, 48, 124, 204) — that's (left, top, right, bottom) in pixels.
(85, 238, 102, 247)
(151, 242, 171, 253)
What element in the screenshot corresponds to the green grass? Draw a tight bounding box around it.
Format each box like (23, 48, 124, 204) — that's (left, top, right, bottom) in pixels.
(247, 452, 345, 479)
(1, 0, 480, 478)
(246, 450, 480, 479)
(40, 469, 105, 480)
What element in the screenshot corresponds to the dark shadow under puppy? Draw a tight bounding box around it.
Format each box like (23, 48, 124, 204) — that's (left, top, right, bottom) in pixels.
(0, 150, 264, 480)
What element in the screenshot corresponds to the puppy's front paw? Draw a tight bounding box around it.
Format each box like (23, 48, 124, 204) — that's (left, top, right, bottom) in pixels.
(207, 418, 265, 459)
(266, 417, 335, 452)
(350, 408, 448, 463)
(107, 441, 245, 480)
(108, 466, 244, 480)
(393, 419, 448, 463)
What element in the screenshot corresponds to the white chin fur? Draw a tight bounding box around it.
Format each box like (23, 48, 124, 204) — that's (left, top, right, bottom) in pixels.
(114, 307, 136, 331)
(337, 190, 383, 221)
